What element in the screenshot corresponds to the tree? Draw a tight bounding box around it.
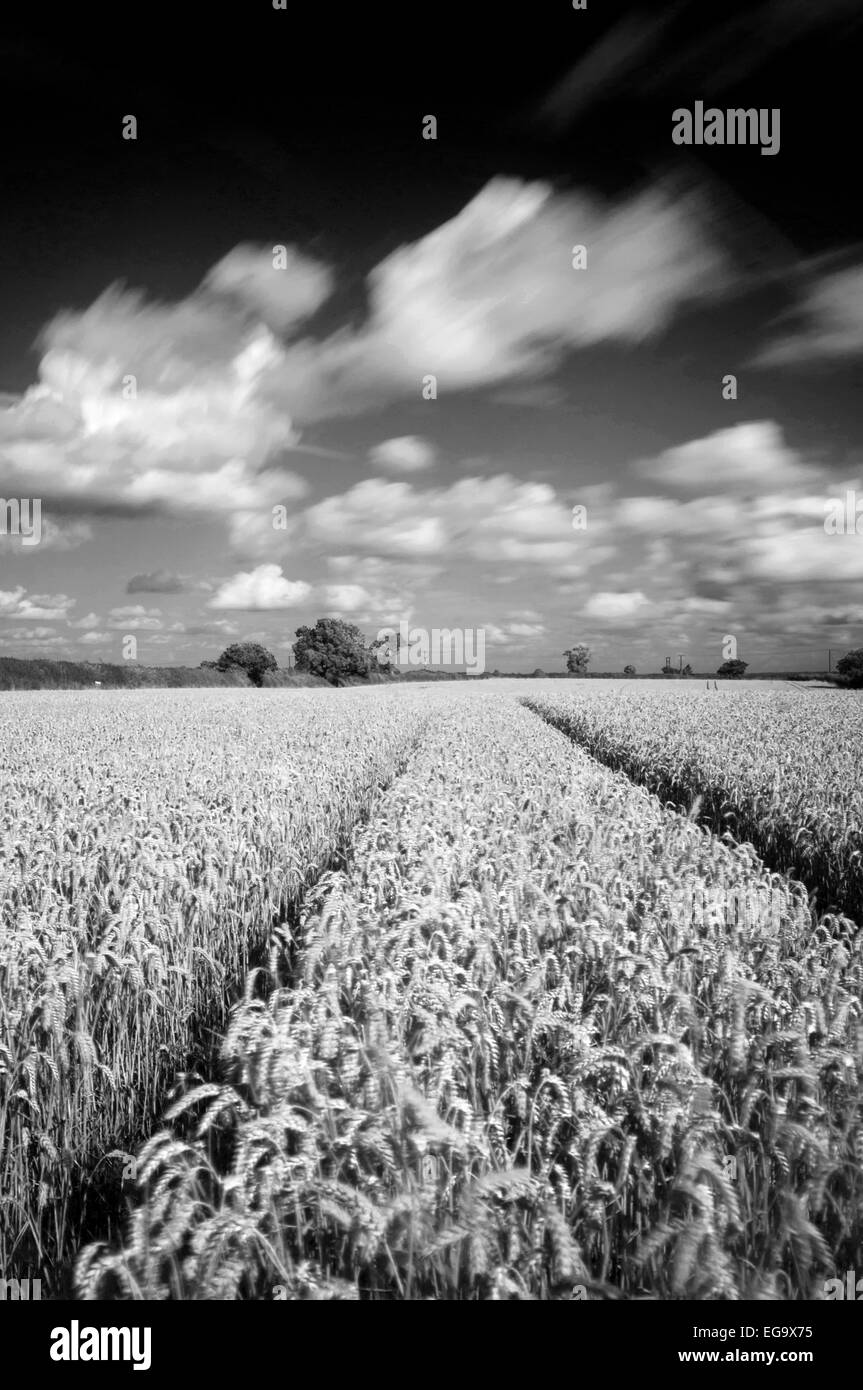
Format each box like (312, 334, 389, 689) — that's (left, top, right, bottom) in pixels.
(717, 658, 748, 679)
(532, 668, 545, 678)
(293, 618, 376, 684)
(215, 642, 277, 686)
(835, 648, 863, 688)
(623, 664, 636, 676)
(661, 661, 676, 676)
(682, 663, 694, 677)
(563, 645, 591, 675)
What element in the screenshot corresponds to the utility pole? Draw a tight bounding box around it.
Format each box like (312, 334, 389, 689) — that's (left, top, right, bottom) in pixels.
(678, 654, 683, 673)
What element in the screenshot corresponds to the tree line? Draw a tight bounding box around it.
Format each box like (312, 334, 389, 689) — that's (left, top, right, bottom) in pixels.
(207, 626, 863, 687)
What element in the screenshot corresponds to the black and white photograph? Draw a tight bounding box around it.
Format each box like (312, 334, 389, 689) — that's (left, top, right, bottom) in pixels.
(1, 0, 862, 1357)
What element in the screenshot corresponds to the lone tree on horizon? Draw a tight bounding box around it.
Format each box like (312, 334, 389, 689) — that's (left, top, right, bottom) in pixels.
(563, 644, 591, 675)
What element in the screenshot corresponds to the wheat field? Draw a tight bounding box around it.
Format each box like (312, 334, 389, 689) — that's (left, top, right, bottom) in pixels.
(0, 688, 429, 1288)
(1, 683, 861, 1299)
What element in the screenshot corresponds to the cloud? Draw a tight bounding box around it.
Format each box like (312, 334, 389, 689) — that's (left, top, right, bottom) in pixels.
(326, 554, 442, 586)
(209, 564, 312, 610)
(315, 584, 374, 615)
(744, 528, 863, 583)
(634, 421, 821, 492)
(678, 596, 733, 617)
(0, 290, 306, 519)
(503, 621, 547, 640)
(0, 587, 75, 620)
(275, 478, 445, 558)
(322, 555, 433, 623)
(583, 591, 649, 620)
(1, 176, 728, 519)
(535, 0, 861, 133)
(106, 605, 166, 631)
(0, 627, 69, 649)
(181, 618, 240, 637)
(270, 178, 728, 419)
(368, 437, 436, 473)
(202, 243, 334, 332)
(570, 423, 863, 624)
(0, 176, 729, 541)
(754, 264, 863, 365)
(311, 575, 421, 624)
(126, 570, 188, 593)
(535, 13, 668, 129)
(1, 626, 65, 640)
(256, 473, 588, 573)
(480, 620, 548, 649)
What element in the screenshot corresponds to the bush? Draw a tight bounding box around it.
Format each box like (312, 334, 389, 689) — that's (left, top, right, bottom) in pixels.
(215, 642, 278, 687)
(259, 669, 330, 689)
(835, 648, 863, 689)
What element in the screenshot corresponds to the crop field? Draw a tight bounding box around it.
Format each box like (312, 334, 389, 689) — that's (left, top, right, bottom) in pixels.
(0, 688, 430, 1289)
(522, 684, 863, 924)
(2, 683, 862, 1300)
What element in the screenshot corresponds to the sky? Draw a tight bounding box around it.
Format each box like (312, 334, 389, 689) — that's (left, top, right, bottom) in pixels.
(0, 0, 861, 674)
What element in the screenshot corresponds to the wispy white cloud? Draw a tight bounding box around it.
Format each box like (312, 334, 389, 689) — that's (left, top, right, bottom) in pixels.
(0, 176, 730, 537)
(265, 178, 728, 419)
(754, 264, 863, 365)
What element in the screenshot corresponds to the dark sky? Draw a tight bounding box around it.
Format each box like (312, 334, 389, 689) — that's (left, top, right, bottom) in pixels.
(1, 1, 861, 671)
(2, 0, 858, 378)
